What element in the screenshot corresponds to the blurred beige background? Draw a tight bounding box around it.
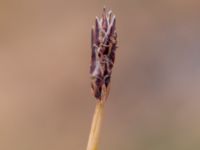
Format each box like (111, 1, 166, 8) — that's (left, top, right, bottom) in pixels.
(1, 0, 200, 150)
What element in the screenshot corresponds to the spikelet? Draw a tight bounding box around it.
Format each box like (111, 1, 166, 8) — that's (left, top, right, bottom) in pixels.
(90, 7, 117, 100)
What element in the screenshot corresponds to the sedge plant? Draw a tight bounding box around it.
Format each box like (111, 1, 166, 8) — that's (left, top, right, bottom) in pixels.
(86, 7, 117, 150)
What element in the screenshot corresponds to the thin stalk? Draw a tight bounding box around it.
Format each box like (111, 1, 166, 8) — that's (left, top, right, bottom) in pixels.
(86, 99, 106, 150)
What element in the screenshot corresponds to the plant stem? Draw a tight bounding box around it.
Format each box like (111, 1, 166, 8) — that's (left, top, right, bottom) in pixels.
(86, 100, 105, 150)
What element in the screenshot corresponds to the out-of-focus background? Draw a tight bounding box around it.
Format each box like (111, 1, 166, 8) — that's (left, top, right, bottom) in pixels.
(1, 0, 200, 150)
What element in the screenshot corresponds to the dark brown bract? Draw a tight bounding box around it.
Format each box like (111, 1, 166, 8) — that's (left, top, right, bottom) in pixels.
(90, 8, 117, 100)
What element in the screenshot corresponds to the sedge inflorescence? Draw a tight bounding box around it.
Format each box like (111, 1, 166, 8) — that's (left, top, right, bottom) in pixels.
(90, 7, 117, 100)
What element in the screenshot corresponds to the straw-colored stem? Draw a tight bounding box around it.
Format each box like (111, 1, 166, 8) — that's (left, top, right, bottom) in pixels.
(86, 100, 105, 150)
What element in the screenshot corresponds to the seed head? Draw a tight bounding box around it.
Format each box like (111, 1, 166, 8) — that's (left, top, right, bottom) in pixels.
(90, 7, 117, 100)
